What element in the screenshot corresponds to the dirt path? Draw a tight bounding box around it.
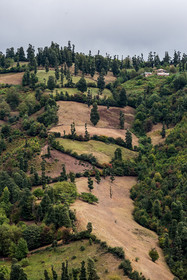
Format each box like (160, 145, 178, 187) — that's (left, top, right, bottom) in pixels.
(72, 177, 173, 280)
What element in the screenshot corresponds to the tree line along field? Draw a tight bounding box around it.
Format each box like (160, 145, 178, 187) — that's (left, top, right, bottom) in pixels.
(56, 138, 137, 165)
(0, 240, 127, 280)
(0, 42, 186, 280)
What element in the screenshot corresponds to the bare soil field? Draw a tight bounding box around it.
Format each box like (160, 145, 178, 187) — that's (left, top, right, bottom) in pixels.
(55, 101, 135, 127)
(50, 101, 139, 146)
(72, 177, 173, 280)
(0, 72, 24, 85)
(40, 145, 93, 177)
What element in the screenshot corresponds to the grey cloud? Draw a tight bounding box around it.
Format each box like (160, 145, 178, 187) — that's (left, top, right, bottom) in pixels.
(0, 0, 187, 58)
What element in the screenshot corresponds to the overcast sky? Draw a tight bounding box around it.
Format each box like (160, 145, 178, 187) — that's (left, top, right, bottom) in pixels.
(1, 0, 187, 59)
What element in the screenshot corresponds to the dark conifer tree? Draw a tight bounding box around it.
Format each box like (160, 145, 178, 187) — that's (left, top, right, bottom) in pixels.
(79, 261, 87, 280)
(87, 89, 92, 108)
(125, 129, 132, 149)
(161, 122, 166, 138)
(119, 88, 127, 107)
(88, 175, 93, 192)
(90, 102, 100, 126)
(45, 58, 49, 72)
(97, 73, 105, 93)
(119, 111, 125, 129)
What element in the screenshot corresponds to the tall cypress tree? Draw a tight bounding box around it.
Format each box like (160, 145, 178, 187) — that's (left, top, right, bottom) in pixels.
(79, 261, 87, 280)
(90, 102, 100, 126)
(125, 129, 132, 149)
(119, 111, 125, 129)
(119, 88, 127, 107)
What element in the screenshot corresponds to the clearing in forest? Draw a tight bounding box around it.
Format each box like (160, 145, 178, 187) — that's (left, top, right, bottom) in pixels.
(40, 145, 93, 177)
(56, 139, 137, 165)
(72, 177, 174, 280)
(147, 123, 174, 146)
(50, 101, 139, 146)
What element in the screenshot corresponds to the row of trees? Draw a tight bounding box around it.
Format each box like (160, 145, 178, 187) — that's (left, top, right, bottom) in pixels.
(2, 43, 187, 74)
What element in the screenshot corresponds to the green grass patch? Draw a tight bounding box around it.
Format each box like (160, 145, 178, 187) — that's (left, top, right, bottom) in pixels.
(37, 70, 93, 85)
(123, 74, 168, 97)
(57, 139, 137, 164)
(0, 240, 123, 280)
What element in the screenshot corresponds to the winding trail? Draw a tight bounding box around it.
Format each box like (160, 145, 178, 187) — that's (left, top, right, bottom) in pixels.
(72, 177, 174, 280)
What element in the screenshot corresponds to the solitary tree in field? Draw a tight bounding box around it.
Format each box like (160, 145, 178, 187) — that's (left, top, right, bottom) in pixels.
(90, 102, 100, 126)
(95, 170, 101, 184)
(88, 175, 93, 192)
(119, 111, 125, 129)
(71, 122, 76, 139)
(87, 222, 93, 233)
(60, 164, 67, 181)
(125, 129, 132, 149)
(84, 123, 90, 140)
(149, 248, 159, 262)
(87, 89, 92, 107)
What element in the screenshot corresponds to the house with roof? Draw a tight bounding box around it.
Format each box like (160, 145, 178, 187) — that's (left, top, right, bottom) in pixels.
(156, 69, 169, 76)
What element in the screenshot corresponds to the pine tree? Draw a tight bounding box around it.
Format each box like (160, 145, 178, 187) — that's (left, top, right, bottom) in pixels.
(119, 111, 125, 129)
(41, 159, 46, 189)
(44, 270, 50, 280)
(60, 67, 64, 87)
(55, 66, 60, 80)
(51, 265, 58, 280)
(90, 59, 96, 77)
(88, 176, 93, 192)
(74, 59, 79, 76)
(119, 88, 127, 107)
(76, 76, 87, 93)
(14, 238, 28, 261)
(45, 58, 49, 72)
(47, 76, 56, 91)
(87, 89, 92, 108)
(97, 73, 105, 93)
(95, 170, 101, 184)
(36, 204, 43, 222)
(41, 194, 51, 215)
(161, 122, 166, 138)
(125, 130, 132, 149)
(71, 122, 76, 139)
(79, 261, 87, 280)
(84, 123, 90, 140)
(69, 172, 75, 183)
(87, 258, 100, 280)
(72, 268, 79, 280)
(60, 164, 68, 181)
(87, 222, 93, 233)
(90, 103, 100, 126)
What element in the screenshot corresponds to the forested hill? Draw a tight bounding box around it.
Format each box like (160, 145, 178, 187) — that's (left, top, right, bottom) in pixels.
(131, 116, 187, 279)
(0, 42, 186, 280)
